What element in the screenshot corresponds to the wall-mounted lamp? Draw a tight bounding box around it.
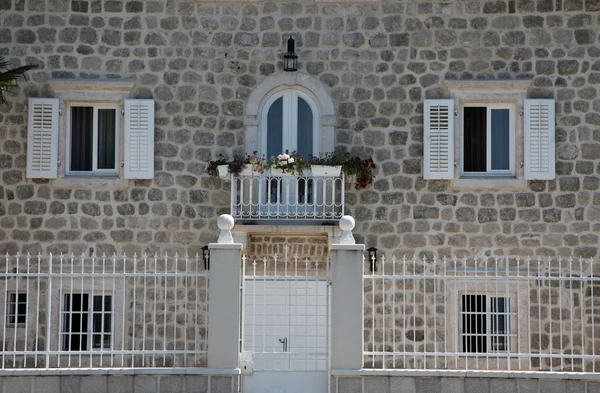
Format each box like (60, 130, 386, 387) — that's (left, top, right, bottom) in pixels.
(283, 36, 298, 72)
(202, 245, 210, 270)
(367, 247, 378, 272)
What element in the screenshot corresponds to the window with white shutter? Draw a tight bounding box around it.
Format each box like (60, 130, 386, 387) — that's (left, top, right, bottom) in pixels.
(27, 98, 59, 179)
(524, 99, 555, 180)
(424, 99, 454, 180)
(124, 99, 155, 179)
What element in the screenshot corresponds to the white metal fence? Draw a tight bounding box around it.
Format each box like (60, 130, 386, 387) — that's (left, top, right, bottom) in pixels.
(0, 253, 209, 369)
(364, 255, 599, 372)
(242, 250, 330, 372)
(231, 172, 344, 221)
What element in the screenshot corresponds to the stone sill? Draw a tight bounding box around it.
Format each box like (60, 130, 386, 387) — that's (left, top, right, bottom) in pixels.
(233, 224, 342, 249)
(0, 368, 240, 376)
(52, 176, 131, 189)
(450, 178, 528, 191)
(331, 369, 600, 380)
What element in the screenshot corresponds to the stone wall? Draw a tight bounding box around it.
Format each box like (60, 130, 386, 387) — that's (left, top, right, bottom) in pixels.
(0, 0, 599, 258)
(332, 374, 600, 393)
(0, 373, 238, 393)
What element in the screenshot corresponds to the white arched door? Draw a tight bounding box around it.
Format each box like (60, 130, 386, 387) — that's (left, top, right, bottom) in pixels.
(261, 89, 320, 161)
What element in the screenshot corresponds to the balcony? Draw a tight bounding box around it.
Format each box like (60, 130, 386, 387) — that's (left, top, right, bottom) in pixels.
(229, 168, 344, 223)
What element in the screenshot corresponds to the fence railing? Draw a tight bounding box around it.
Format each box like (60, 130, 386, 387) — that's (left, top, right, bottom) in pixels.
(0, 253, 209, 369)
(230, 171, 344, 221)
(364, 255, 599, 372)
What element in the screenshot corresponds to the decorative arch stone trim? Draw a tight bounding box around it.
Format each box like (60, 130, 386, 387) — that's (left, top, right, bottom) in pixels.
(244, 72, 336, 155)
(245, 72, 335, 117)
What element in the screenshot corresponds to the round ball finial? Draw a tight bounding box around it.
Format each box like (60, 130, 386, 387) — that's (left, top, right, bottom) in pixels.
(217, 214, 235, 231)
(339, 215, 355, 232)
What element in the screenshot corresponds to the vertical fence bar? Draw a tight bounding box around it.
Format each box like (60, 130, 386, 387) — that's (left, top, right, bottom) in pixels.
(590, 257, 595, 373)
(35, 253, 42, 368)
(46, 253, 53, 369)
(13, 253, 20, 368)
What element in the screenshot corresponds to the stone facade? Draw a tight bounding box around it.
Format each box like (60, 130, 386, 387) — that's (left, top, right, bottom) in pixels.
(0, 0, 599, 260)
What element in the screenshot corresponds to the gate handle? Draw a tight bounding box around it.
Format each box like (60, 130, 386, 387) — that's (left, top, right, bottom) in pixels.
(278, 337, 288, 352)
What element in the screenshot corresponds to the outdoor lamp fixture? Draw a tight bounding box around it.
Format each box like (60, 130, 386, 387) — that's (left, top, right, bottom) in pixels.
(202, 245, 210, 270)
(283, 36, 298, 72)
(367, 247, 378, 272)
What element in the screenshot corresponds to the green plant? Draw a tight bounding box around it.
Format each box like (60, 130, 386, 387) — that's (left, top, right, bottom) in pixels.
(310, 147, 348, 166)
(246, 151, 267, 173)
(206, 154, 229, 177)
(0, 56, 38, 104)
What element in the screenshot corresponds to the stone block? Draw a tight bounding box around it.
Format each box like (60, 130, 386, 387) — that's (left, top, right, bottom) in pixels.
(158, 376, 184, 393)
(209, 376, 234, 393)
(5, 376, 33, 393)
(364, 376, 389, 393)
(36, 376, 60, 393)
(538, 380, 565, 393)
(81, 375, 108, 393)
(390, 377, 416, 393)
(338, 377, 362, 393)
(415, 378, 441, 393)
(489, 379, 516, 393)
(108, 375, 133, 393)
(60, 376, 81, 393)
(185, 375, 208, 393)
(134, 375, 157, 393)
(440, 377, 463, 393)
(464, 378, 489, 393)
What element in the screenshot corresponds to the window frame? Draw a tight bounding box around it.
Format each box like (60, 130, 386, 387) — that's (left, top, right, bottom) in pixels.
(65, 103, 120, 177)
(7, 292, 27, 328)
(459, 293, 517, 354)
(60, 291, 115, 352)
(460, 103, 516, 178)
(259, 88, 321, 160)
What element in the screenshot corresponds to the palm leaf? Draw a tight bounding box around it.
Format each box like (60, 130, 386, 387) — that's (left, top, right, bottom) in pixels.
(0, 56, 38, 104)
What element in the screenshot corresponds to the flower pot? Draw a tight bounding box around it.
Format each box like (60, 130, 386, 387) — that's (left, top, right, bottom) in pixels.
(239, 166, 259, 177)
(217, 165, 229, 179)
(269, 168, 293, 177)
(311, 165, 342, 177)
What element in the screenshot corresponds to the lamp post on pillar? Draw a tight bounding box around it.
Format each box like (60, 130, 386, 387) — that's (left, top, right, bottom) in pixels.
(207, 214, 243, 370)
(330, 216, 365, 370)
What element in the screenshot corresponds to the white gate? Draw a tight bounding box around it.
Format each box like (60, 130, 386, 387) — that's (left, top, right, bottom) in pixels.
(241, 251, 330, 393)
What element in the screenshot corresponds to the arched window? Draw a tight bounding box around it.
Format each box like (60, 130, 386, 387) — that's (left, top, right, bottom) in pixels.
(260, 89, 320, 161)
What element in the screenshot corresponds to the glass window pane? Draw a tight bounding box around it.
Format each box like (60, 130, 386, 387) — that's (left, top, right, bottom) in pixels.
(463, 107, 487, 172)
(97, 109, 116, 170)
(267, 97, 283, 160)
(70, 107, 93, 171)
(491, 109, 510, 170)
(297, 97, 313, 161)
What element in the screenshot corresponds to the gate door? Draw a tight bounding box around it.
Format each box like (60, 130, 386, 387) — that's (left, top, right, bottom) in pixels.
(242, 255, 330, 393)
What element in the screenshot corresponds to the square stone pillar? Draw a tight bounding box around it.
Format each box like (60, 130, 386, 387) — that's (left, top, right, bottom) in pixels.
(330, 216, 365, 370)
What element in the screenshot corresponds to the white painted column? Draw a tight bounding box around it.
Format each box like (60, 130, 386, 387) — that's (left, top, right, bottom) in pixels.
(330, 216, 365, 370)
(207, 214, 243, 369)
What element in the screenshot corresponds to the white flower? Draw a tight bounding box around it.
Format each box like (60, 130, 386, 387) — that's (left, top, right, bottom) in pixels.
(288, 157, 295, 163)
(277, 154, 283, 160)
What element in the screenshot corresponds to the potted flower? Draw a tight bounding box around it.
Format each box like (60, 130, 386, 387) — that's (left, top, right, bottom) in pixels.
(310, 149, 346, 177)
(341, 155, 376, 190)
(206, 154, 230, 178)
(269, 151, 309, 176)
(206, 152, 268, 179)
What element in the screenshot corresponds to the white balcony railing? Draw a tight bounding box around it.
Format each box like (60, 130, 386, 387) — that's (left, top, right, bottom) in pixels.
(230, 170, 344, 222)
(0, 253, 208, 369)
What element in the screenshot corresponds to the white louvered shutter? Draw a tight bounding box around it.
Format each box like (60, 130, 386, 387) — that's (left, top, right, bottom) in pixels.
(124, 99, 155, 179)
(524, 99, 555, 180)
(424, 99, 454, 179)
(27, 98, 59, 179)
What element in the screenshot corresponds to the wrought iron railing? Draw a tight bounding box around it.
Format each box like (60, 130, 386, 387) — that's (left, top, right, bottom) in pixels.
(0, 253, 208, 369)
(364, 255, 599, 372)
(230, 171, 344, 221)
